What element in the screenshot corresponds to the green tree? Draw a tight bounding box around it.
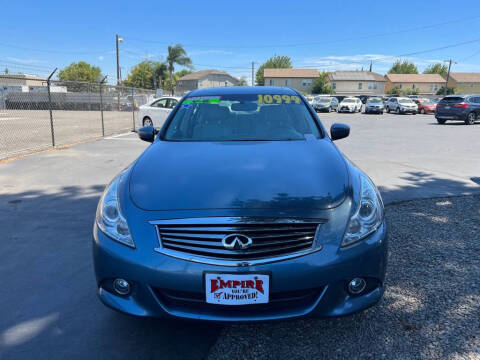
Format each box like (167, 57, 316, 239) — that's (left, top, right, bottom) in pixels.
(388, 60, 418, 74)
(58, 61, 102, 82)
(123, 61, 155, 89)
(235, 76, 248, 86)
(311, 72, 334, 94)
(386, 86, 402, 95)
(436, 86, 455, 95)
(153, 62, 168, 89)
(256, 55, 292, 86)
(167, 44, 193, 95)
(423, 63, 448, 77)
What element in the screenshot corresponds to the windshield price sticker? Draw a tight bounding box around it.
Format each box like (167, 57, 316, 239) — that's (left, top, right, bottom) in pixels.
(205, 273, 269, 305)
(183, 96, 221, 105)
(257, 94, 301, 105)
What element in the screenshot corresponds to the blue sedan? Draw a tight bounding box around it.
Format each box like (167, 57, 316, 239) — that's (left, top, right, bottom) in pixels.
(93, 86, 388, 322)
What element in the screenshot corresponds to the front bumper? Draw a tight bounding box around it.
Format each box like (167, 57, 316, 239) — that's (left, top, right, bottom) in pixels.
(338, 106, 355, 113)
(93, 221, 388, 322)
(365, 107, 383, 113)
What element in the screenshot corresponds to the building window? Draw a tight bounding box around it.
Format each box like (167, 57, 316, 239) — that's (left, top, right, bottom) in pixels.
(412, 84, 417, 89)
(332, 82, 336, 90)
(224, 81, 228, 86)
(358, 82, 362, 90)
(269, 79, 274, 86)
(434, 84, 438, 91)
(368, 83, 372, 90)
(302, 79, 312, 86)
(374, 82, 377, 90)
(471, 83, 474, 88)
(398, 84, 402, 89)
(285, 79, 291, 86)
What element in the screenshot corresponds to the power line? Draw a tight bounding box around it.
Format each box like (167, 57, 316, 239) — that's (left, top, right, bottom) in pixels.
(123, 15, 480, 49)
(292, 37, 480, 69)
(0, 41, 110, 55)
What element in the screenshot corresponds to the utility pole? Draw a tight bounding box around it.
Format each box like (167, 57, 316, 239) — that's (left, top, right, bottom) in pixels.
(116, 34, 123, 86)
(444, 59, 457, 95)
(251, 61, 255, 86)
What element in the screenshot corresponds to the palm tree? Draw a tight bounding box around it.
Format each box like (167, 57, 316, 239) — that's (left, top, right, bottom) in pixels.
(167, 44, 193, 95)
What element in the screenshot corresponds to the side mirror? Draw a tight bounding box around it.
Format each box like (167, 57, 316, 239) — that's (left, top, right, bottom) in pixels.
(330, 123, 350, 141)
(138, 126, 155, 143)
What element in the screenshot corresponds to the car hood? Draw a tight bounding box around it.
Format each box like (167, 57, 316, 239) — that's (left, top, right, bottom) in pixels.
(129, 139, 349, 211)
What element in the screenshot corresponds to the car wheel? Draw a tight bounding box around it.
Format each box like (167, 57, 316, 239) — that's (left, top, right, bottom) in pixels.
(420, 108, 425, 114)
(465, 112, 476, 125)
(380, 111, 384, 115)
(396, 107, 400, 114)
(436, 118, 446, 124)
(143, 117, 153, 126)
(386, 106, 390, 113)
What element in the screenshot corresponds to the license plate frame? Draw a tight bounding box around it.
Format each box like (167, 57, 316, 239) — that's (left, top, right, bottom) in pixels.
(204, 272, 270, 305)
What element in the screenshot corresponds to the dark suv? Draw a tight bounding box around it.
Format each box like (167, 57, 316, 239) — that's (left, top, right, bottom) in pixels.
(435, 95, 480, 125)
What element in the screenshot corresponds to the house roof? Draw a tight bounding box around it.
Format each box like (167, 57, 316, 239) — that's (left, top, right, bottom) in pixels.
(385, 73, 445, 83)
(328, 71, 385, 82)
(178, 69, 237, 81)
(263, 68, 319, 78)
(449, 73, 480, 83)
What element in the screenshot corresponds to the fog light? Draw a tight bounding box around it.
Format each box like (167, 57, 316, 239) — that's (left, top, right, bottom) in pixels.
(348, 278, 366, 295)
(113, 278, 131, 295)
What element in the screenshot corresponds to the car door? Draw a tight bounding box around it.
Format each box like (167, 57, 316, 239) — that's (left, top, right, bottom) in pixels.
(149, 98, 169, 127)
(332, 98, 338, 110)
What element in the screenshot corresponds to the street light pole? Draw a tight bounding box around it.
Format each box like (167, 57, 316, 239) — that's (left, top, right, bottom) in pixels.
(116, 34, 123, 86)
(444, 59, 457, 96)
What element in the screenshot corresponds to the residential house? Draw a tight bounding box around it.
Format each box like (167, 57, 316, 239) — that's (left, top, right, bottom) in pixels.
(176, 70, 239, 93)
(384, 74, 445, 95)
(327, 71, 385, 95)
(263, 69, 319, 93)
(447, 73, 480, 93)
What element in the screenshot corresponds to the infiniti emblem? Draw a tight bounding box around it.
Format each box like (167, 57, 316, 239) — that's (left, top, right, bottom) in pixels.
(221, 234, 253, 250)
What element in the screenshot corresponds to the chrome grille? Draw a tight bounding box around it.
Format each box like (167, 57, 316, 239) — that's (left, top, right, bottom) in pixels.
(151, 217, 325, 265)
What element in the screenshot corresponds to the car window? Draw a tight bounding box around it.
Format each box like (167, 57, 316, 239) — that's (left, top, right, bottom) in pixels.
(164, 93, 321, 141)
(152, 98, 168, 108)
(167, 99, 178, 108)
(440, 96, 465, 104)
(399, 99, 414, 104)
(342, 99, 355, 103)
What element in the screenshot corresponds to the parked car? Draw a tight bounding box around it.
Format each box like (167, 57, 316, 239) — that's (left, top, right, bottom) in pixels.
(313, 96, 338, 112)
(138, 96, 180, 127)
(415, 98, 437, 114)
(385, 97, 417, 114)
(305, 95, 315, 105)
(338, 97, 362, 113)
(93, 87, 388, 322)
(364, 97, 384, 114)
(435, 94, 480, 125)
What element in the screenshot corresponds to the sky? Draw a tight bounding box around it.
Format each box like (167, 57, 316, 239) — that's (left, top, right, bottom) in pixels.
(2, 0, 480, 85)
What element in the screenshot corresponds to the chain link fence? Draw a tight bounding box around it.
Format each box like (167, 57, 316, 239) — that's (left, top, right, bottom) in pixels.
(0, 75, 158, 160)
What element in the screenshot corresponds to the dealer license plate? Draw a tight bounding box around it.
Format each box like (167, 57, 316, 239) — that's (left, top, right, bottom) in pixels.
(205, 273, 269, 305)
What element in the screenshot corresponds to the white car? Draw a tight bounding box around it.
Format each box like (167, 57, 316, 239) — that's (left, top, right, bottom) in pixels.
(338, 97, 362, 113)
(138, 96, 181, 128)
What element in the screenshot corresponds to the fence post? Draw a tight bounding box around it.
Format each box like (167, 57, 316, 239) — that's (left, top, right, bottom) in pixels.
(46, 68, 57, 147)
(99, 76, 107, 137)
(131, 88, 135, 132)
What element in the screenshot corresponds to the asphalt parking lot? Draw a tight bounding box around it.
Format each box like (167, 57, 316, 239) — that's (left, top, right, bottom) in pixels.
(1, 112, 479, 359)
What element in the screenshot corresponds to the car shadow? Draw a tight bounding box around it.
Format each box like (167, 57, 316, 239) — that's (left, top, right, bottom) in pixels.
(0, 186, 222, 360)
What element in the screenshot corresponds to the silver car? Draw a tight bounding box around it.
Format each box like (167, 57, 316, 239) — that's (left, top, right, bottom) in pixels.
(385, 97, 417, 115)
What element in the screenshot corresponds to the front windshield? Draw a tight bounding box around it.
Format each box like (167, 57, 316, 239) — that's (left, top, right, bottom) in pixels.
(422, 99, 435, 105)
(315, 97, 331, 103)
(399, 99, 414, 104)
(164, 94, 320, 141)
(367, 98, 382, 103)
(342, 99, 355, 103)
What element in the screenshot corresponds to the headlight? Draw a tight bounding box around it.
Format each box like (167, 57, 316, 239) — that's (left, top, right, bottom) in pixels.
(342, 174, 384, 247)
(96, 174, 134, 248)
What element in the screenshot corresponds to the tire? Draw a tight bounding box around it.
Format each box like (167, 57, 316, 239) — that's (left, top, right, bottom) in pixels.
(420, 108, 425, 114)
(436, 118, 446, 124)
(329, 106, 332, 113)
(386, 106, 390, 113)
(465, 112, 476, 125)
(396, 107, 401, 114)
(143, 117, 153, 126)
